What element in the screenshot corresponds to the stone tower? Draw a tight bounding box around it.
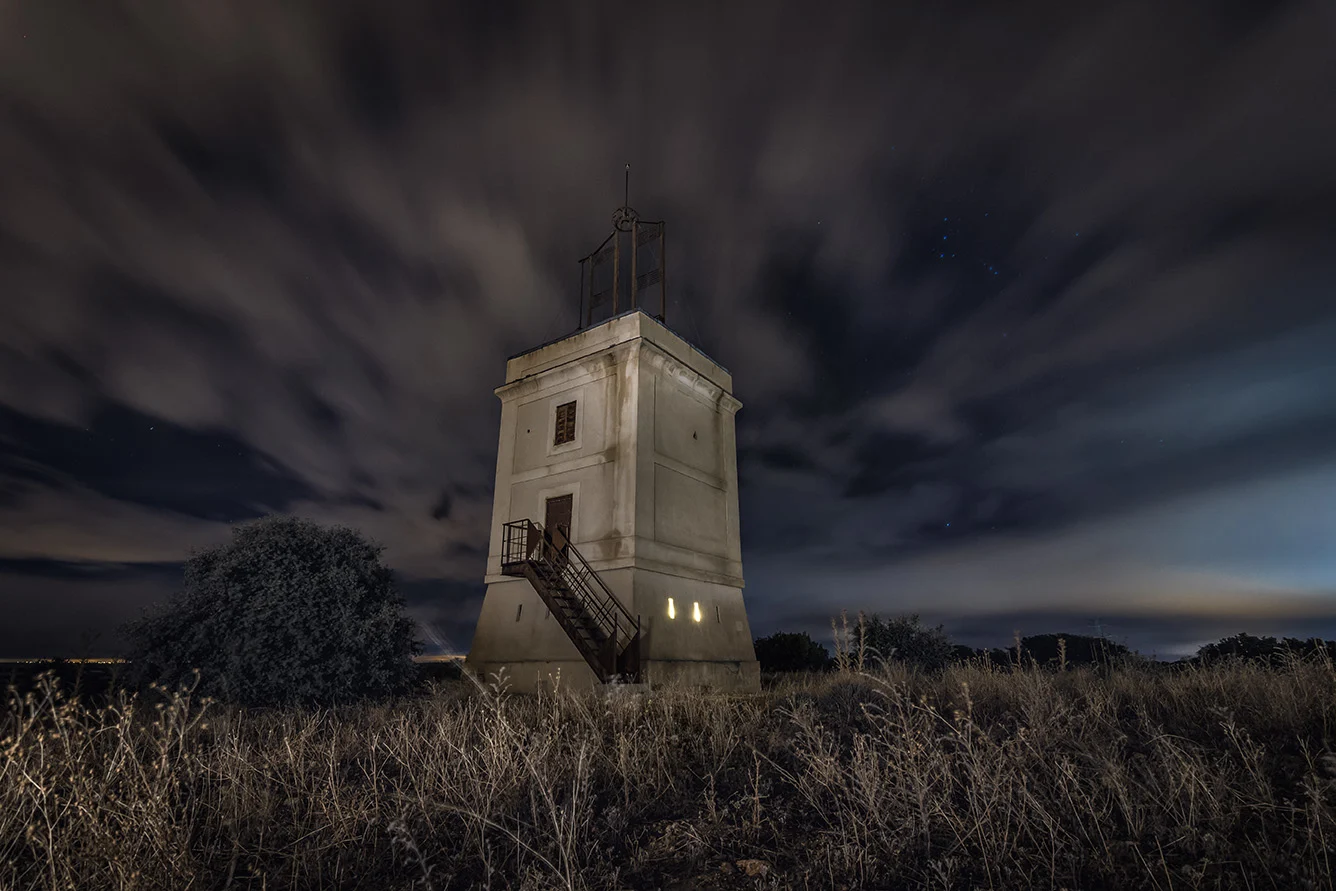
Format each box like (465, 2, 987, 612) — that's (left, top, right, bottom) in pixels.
(465, 277, 760, 692)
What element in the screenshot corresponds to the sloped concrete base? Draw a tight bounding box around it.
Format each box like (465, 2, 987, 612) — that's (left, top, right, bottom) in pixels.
(643, 658, 760, 692)
(464, 657, 759, 694)
(464, 659, 598, 694)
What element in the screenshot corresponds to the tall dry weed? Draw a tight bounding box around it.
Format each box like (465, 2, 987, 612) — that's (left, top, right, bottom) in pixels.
(1, 657, 1333, 889)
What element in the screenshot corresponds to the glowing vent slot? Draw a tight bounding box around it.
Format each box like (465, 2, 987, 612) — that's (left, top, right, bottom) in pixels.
(667, 597, 676, 619)
(692, 601, 702, 623)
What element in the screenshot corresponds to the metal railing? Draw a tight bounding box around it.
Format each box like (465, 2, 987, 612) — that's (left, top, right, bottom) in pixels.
(501, 519, 639, 653)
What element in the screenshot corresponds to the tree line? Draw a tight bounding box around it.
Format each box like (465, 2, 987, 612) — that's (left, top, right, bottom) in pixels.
(753, 614, 1336, 673)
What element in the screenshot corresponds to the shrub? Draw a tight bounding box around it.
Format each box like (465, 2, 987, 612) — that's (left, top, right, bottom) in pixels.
(1020, 633, 1134, 667)
(754, 631, 831, 672)
(123, 515, 419, 707)
(859, 613, 955, 672)
(1196, 632, 1336, 666)
(952, 643, 984, 663)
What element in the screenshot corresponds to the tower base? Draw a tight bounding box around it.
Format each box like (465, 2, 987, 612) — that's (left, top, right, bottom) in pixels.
(466, 569, 760, 694)
(464, 657, 760, 694)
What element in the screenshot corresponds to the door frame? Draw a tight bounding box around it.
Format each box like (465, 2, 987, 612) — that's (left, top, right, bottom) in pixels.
(544, 492, 574, 540)
(534, 482, 581, 543)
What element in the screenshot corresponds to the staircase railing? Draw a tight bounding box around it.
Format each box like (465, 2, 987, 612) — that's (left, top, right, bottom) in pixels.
(500, 519, 640, 678)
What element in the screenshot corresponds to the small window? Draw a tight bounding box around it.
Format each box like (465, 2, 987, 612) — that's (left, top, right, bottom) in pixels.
(554, 401, 576, 445)
(715, 604, 721, 623)
(515, 603, 523, 622)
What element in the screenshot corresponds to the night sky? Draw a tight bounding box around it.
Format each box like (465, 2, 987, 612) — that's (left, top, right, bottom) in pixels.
(2, 1, 1334, 660)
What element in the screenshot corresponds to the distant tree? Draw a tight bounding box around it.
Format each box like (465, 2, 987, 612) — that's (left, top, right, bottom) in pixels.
(1196, 633, 1336, 667)
(860, 613, 955, 672)
(1020, 633, 1134, 668)
(124, 516, 419, 707)
(1196, 633, 1280, 665)
(754, 631, 831, 672)
(1279, 637, 1336, 661)
(952, 644, 985, 663)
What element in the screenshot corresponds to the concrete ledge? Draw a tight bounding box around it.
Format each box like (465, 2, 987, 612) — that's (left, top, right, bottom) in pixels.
(505, 310, 732, 391)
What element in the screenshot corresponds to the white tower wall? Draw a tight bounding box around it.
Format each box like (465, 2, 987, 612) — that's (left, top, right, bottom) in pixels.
(466, 310, 759, 692)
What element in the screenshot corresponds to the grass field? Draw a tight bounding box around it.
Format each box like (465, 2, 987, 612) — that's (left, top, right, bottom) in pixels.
(2, 657, 1334, 890)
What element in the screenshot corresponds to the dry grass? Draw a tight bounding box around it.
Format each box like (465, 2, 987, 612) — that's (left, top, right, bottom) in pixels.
(2, 656, 1335, 890)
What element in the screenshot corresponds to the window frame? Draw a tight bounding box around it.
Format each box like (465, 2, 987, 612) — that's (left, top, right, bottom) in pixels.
(547, 396, 582, 457)
(554, 400, 576, 446)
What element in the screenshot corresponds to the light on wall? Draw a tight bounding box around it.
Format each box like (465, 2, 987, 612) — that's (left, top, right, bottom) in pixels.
(692, 601, 702, 623)
(667, 597, 676, 619)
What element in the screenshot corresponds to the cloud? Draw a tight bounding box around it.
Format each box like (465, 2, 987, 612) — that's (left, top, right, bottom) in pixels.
(0, 0, 1333, 654)
(747, 458, 1336, 632)
(0, 484, 231, 564)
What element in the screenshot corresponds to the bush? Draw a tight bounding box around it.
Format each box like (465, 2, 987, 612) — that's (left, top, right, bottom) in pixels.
(124, 515, 419, 707)
(1020, 633, 1134, 667)
(859, 613, 955, 672)
(952, 643, 984, 663)
(1196, 632, 1336, 666)
(754, 631, 831, 672)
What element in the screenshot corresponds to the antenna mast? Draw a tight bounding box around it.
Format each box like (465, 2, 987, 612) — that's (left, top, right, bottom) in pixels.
(577, 167, 667, 330)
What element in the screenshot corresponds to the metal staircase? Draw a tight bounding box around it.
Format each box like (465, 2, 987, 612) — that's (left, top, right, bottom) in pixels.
(500, 519, 641, 683)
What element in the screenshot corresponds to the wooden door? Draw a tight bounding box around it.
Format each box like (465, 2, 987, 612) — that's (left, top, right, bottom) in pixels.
(544, 495, 573, 541)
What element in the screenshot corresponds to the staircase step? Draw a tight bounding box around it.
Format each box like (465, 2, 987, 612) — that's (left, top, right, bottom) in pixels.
(516, 533, 637, 683)
(552, 608, 599, 630)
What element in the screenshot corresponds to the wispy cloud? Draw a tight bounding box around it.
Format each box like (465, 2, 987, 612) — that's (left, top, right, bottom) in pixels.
(0, 0, 1333, 654)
